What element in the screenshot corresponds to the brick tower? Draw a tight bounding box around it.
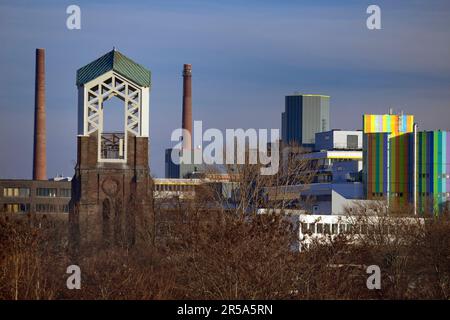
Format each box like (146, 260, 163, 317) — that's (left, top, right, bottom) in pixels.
(69, 50, 153, 248)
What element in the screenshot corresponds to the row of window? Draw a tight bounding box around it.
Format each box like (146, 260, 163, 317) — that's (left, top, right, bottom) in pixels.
(301, 222, 346, 235)
(3, 203, 30, 213)
(372, 192, 450, 198)
(2, 203, 69, 213)
(36, 204, 69, 213)
(301, 222, 376, 235)
(2, 188, 71, 198)
(3, 188, 30, 197)
(420, 173, 450, 179)
(391, 192, 404, 198)
(419, 192, 450, 197)
(154, 184, 195, 192)
(371, 192, 384, 197)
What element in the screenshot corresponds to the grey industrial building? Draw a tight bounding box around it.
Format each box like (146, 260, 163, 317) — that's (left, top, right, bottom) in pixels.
(281, 94, 330, 147)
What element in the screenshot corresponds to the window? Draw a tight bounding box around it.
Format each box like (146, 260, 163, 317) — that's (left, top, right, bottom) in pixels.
(339, 224, 346, 234)
(60, 189, 71, 197)
(347, 224, 354, 233)
(332, 224, 338, 234)
(36, 188, 57, 197)
(3, 188, 30, 197)
(3, 203, 30, 213)
(347, 135, 358, 149)
(301, 223, 308, 234)
(36, 204, 57, 212)
(60, 205, 69, 213)
(316, 223, 323, 234)
(324, 224, 331, 234)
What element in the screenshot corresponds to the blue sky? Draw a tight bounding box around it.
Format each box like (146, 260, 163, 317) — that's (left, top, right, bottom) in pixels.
(0, 0, 449, 178)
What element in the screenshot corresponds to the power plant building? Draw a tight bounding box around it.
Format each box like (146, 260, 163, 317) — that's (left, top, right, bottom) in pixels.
(363, 113, 450, 214)
(281, 94, 330, 147)
(363, 114, 415, 206)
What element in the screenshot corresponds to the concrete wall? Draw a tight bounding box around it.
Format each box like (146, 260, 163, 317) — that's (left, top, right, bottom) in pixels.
(301, 95, 330, 145)
(282, 94, 330, 146)
(315, 130, 362, 151)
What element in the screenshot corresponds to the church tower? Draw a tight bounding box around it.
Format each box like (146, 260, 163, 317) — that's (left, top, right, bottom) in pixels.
(69, 49, 153, 248)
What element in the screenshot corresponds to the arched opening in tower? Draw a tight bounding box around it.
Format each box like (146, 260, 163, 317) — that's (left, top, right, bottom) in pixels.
(101, 96, 125, 160)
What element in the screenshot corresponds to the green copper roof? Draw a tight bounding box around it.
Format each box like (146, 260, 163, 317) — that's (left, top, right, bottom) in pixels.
(76, 50, 151, 87)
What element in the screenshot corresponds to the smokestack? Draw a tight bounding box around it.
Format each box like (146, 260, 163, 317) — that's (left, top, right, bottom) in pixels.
(33, 48, 47, 180)
(182, 64, 192, 150)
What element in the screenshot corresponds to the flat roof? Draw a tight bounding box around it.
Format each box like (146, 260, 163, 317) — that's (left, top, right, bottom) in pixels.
(286, 93, 330, 98)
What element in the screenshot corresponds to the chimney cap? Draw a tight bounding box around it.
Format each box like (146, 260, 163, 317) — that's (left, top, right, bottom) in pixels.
(183, 64, 192, 76)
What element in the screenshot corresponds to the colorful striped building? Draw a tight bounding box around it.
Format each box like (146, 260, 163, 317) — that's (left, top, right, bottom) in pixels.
(416, 131, 450, 213)
(363, 114, 414, 207)
(363, 114, 450, 214)
(363, 114, 414, 136)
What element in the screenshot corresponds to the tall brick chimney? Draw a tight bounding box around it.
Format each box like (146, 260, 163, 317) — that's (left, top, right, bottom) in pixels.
(33, 48, 47, 180)
(182, 64, 192, 150)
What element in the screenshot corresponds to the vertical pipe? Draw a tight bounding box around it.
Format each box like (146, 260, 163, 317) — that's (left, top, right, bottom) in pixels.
(182, 64, 192, 150)
(33, 48, 47, 180)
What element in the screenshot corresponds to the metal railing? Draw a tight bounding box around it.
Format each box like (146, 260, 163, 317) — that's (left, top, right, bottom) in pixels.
(101, 132, 125, 160)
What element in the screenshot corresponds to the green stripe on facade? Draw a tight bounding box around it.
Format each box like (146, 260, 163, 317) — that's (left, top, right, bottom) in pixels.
(390, 133, 395, 197)
(380, 135, 384, 192)
(443, 132, 447, 196)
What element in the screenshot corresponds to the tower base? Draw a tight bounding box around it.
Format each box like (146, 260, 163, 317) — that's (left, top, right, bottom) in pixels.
(69, 134, 154, 249)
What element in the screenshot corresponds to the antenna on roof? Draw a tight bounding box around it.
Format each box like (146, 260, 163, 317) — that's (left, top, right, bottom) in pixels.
(113, 46, 116, 51)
